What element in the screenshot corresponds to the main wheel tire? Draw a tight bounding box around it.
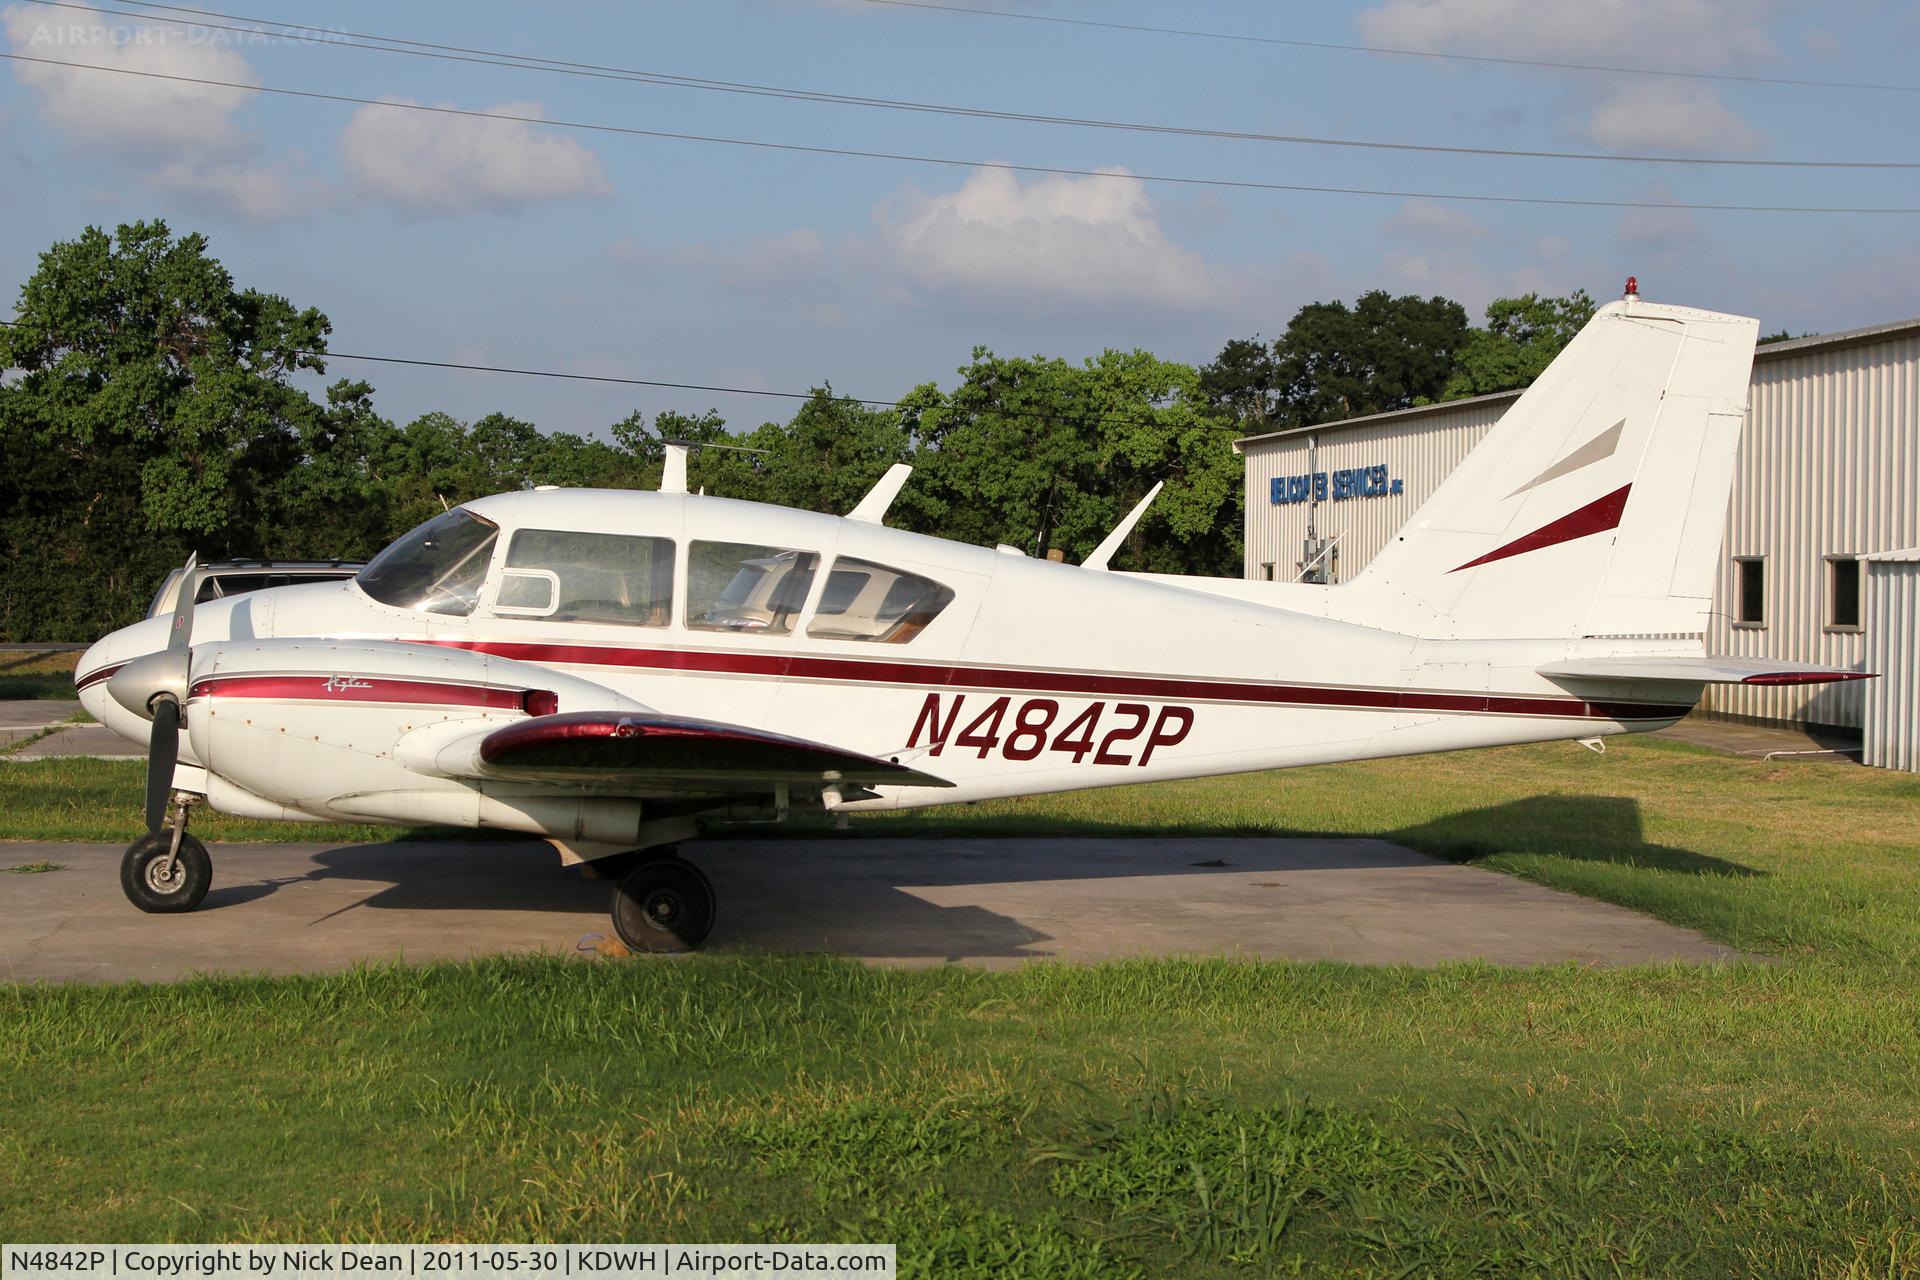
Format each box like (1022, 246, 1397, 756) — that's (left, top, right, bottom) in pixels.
(611, 858, 715, 953)
(121, 831, 211, 914)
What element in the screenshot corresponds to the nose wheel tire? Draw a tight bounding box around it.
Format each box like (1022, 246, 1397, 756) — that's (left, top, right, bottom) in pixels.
(121, 831, 212, 913)
(611, 857, 715, 953)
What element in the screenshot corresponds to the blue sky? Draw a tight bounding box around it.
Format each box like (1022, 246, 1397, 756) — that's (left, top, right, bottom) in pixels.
(3, 0, 1918, 438)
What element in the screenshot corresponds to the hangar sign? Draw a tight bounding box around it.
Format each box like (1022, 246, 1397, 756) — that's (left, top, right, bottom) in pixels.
(1269, 466, 1403, 505)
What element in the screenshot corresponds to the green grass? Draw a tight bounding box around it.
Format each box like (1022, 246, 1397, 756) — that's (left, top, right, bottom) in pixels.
(0, 757, 476, 842)
(0, 647, 81, 699)
(3, 959, 1917, 1275)
(3, 736, 1920, 1273)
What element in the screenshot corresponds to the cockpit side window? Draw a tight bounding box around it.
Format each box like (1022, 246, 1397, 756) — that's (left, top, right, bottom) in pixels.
(806, 557, 955, 643)
(687, 541, 819, 635)
(356, 508, 500, 616)
(498, 529, 674, 626)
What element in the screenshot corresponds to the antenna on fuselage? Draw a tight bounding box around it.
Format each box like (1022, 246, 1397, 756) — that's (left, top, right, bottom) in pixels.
(659, 437, 771, 497)
(847, 463, 913, 524)
(660, 441, 690, 494)
(1083, 481, 1164, 572)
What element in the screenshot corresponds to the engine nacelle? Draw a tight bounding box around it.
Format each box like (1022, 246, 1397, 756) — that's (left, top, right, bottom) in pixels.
(184, 638, 649, 827)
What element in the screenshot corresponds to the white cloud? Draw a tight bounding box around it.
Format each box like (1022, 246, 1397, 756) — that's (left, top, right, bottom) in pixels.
(0, 2, 325, 220)
(339, 99, 611, 214)
(1, 1, 257, 154)
(148, 158, 324, 223)
(1580, 82, 1762, 153)
(1358, 0, 1775, 70)
(1357, 0, 1775, 155)
(863, 167, 1215, 311)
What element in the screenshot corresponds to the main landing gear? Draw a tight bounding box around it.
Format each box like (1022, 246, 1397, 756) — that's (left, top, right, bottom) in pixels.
(121, 794, 210, 913)
(608, 847, 716, 954)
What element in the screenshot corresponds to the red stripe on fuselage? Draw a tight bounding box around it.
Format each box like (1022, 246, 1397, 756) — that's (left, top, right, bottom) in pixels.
(416, 638, 1688, 722)
(1450, 484, 1632, 574)
(74, 661, 125, 692)
(190, 674, 528, 711)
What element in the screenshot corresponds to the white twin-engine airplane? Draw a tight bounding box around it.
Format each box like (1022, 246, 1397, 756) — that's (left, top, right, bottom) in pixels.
(76, 293, 1866, 952)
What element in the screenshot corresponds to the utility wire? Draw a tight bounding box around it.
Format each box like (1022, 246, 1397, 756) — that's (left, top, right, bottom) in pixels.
(44, 0, 1920, 171)
(0, 319, 1264, 437)
(5, 53, 1917, 214)
(857, 0, 1920, 95)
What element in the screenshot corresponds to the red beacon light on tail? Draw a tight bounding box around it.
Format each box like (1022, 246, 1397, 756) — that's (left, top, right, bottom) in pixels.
(1624, 275, 1639, 298)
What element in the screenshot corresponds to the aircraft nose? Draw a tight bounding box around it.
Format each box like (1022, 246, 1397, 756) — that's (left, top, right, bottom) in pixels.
(74, 616, 173, 735)
(75, 632, 123, 716)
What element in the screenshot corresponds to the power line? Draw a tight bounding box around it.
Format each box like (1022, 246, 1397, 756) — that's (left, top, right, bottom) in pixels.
(0, 319, 1260, 437)
(44, 0, 1918, 171)
(5, 53, 1917, 214)
(857, 0, 1920, 95)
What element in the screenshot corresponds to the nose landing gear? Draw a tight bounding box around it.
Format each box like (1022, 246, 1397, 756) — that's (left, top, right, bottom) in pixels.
(121, 794, 210, 913)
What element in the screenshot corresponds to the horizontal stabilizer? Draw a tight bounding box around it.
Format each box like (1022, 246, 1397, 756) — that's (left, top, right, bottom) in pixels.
(472, 711, 954, 788)
(1539, 657, 1872, 686)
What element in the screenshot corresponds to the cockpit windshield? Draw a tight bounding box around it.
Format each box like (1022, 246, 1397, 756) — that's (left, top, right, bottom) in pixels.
(356, 508, 499, 616)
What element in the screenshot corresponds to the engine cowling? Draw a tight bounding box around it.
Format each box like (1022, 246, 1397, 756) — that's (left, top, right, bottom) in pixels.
(184, 639, 649, 827)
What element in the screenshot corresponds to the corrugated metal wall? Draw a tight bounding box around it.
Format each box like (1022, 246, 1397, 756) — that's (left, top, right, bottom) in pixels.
(1702, 334, 1918, 727)
(1241, 329, 1920, 730)
(1864, 560, 1919, 771)
(1240, 400, 1504, 583)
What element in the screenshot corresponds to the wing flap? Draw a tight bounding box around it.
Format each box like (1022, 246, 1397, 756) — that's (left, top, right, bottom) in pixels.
(1539, 656, 1872, 685)
(464, 711, 952, 788)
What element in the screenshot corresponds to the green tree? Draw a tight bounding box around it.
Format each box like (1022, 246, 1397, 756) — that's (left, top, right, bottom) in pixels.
(1196, 335, 1282, 431)
(902, 348, 1241, 574)
(1441, 290, 1597, 400)
(0, 220, 333, 638)
(748, 388, 911, 515)
(1203, 292, 1471, 433)
(1270, 291, 1470, 425)
(257, 379, 403, 561)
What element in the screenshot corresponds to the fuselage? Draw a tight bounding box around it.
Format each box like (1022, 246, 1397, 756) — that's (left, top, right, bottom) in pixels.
(77, 487, 1702, 815)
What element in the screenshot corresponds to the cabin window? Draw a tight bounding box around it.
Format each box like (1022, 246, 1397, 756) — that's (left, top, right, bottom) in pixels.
(497, 529, 674, 626)
(1827, 556, 1862, 631)
(807, 557, 955, 643)
(1733, 556, 1765, 627)
(356, 508, 499, 616)
(687, 541, 819, 635)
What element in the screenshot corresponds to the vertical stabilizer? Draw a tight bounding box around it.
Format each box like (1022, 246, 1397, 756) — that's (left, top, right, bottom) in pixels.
(1341, 297, 1758, 639)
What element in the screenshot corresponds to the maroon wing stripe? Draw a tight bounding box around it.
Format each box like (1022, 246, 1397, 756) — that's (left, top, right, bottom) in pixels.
(1449, 484, 1632, 574)
(419, 639, 1687, 722)
(1742, 671, 1873, 685)
(479, 710, 948, 784)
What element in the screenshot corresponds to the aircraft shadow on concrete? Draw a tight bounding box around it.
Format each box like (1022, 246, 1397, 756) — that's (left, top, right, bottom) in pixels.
(191, 792, 1753, 961)
(1387, 794, 1761, 878)
(198, 841, 1059, 961)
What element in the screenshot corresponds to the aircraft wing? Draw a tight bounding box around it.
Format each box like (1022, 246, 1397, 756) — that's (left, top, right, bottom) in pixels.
(423, 710, 952, 790)
(1538, 656, 1872, 685)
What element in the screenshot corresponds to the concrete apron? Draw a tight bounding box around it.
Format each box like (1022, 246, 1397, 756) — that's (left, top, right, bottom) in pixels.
(0, 836, 1743, 983)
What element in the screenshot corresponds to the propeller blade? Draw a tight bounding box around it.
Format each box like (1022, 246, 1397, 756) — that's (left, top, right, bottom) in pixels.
(108, 552, 201, 722)
(168, 552, 199, 656)
(145, 697, 180, 834)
